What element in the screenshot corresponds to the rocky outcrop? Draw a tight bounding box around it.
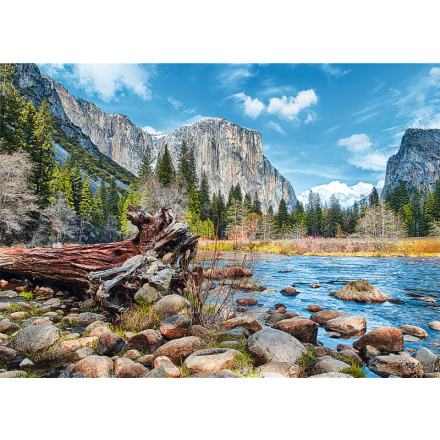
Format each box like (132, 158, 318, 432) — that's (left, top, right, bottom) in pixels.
(14, 64, 296, 211)
(382, 128, 440, 195)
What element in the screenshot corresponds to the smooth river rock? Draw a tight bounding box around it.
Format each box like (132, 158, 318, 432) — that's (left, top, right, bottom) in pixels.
(353, 327, 404, 353)
(10, 324, 60, 354)
(412, 347, 439, 373)
(221, 316, 262, 334)
(273, 318, 318, 344)
(314, 357, 351, 374)
(183, 348, 239, 375)
(160, 314, 191, 340)
(324, 315, 366, 336)
(71, 355, 113, 378)
(399, 325, 428, 339)
(153, 336, 203, 364)
(310, 310, 344, 325)
(152, 294, 191, 319)
(368, 355, 424, 377)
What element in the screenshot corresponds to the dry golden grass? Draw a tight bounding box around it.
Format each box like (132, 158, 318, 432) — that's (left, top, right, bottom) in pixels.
(203, 264, 253, 279)
(332, 280, 390, 303)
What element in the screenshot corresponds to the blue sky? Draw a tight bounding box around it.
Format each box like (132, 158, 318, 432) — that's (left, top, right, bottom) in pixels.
(39, 63, 440, 207)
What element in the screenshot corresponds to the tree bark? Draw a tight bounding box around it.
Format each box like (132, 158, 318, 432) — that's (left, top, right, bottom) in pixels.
(0, 206, 198, 290)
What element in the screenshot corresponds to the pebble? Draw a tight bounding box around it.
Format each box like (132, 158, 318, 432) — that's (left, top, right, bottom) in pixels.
(20, 358, 34, 368)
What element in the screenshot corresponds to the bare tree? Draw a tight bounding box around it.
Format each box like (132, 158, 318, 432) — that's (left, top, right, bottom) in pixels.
(356, 199, 407, 250)
(0, 151, 38, 242)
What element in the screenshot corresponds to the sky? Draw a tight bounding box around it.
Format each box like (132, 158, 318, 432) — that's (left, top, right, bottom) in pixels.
(39, 63, 440, 207)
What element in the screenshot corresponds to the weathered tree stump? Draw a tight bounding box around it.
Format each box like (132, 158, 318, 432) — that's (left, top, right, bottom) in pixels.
(0, 206, 199, 310)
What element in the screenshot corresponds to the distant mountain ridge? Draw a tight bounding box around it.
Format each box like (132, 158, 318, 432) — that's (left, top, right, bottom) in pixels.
(382, 128, 440, 195)
(14, 63, 296, 211)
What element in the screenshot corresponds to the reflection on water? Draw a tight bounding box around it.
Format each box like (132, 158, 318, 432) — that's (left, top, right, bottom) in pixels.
(195, 251, 440, 358)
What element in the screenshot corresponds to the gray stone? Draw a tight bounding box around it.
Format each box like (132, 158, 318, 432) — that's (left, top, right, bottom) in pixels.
(144, 364, 167, 378)
(152, 294, 191, 319)
(427, 321, 440, 332)
(0, 346, 17, 362)
(0, 302, 12, 312)
(323, 315, 366, 336)
(0, 319, 21, 333)
(368, 355, 425, 377)
(314, 357, 351, 374)
(412, 347, 439, 373)
(71, 355, 113, 378)
(246, 328, 307, 366)
(403, 335, 420, 342)
(19, 358, 34, 367)
(76, 347, 95, 359)
(399, 325, 428, 338)
(265, 313, 287, 326)
(187, 370, 240, 378)
(97, 333, 126, 355)
(10, 324, 60, 354)
(183, 348, 239, 374)
(0, 370, 27, 378)
(134, 283, 164, 305)
(218, 327, 250, 341)
(309, 372, 354, 378)
(76, 312, 106, 327)
(72, 372, 85, 378)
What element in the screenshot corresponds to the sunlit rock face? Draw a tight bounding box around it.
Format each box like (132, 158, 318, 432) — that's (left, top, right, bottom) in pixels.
(383, 128, 440, 195)
(15, 64, 296, 211)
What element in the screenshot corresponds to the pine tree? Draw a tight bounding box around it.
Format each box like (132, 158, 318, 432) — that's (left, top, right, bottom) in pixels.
(70, 165, 83, 213)
(155, 144, 176, 187)
(177, 141, 189, 183)
(106, 178, 120, 219)
(369, 186, 379, 206)
(188, 185, 201, 219)
(233, 183, 243, 202)
(31, 99, 55, 207)
(0, 63, 24, 152)
(251, 192, 262, 215)
(187, 147, 198, 189)
(20, 100, 37, 150)
(258, 207, 277, 240)
(198, 172, 210, 221)
(138, 145, 153, 182)
(79, 178, 96, 217)
(276, 198, 290, 230)
(95, 179, 108, 223)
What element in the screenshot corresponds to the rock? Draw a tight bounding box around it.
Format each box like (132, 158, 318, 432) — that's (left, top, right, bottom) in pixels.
(97, 333, 126, 355)
(10, 324, 60, 354)
(76, 347, 95, 359)
(160, 314, 191, 339)
(42, 298, 61, 307)
(89, 325, 112, 338)
(85, 320, 108, 334)
(412, 347, 439, 373)
(261, 371, 288, 378)
(427, 321, 440, 331)
(246, 328, 307, 366)
(221, 316, 263, 334)
(0, 319, 21, 333)
(236, 298, 258, 306)
(31, 318, 52, 326)
(152, 294, 191, 319)
(123, 349, 142, 360)
(353, 327, 404, 353)
(0, 370, 27, 378)
(284, 312, 299, 319)
(362, 345, 381, 360)
(310, 310, 344, 325)
(127, 330, 163, 352)
(306, 305, 323, 312)
(188, 369, 242, 378)
(323, 315, 367, 336)
(183, 348, 239, 374)
(331, 280, 390, 303)
(276, 307, 287, 314)
(420, 297, 436, 303)
(218, 327, 250, 341)
(273, 318, 318, 344)
(257, 361, 298, 378)
(114, 357, 148, 378)
(188, 325, 212, 342)
(79, 299, 95, 310)
(134, 283, 164, 305)
(0, 346, 17, 362)
(20, 358, 34, 367)
(403, 335, 420, 342)
(9, 311, 26, 320)
(265, 313, 286, 326)
(76, 312, 106, 327)
(339, 350, 364, 365)
(144, 365, 167, 378)
(153, 336, 203, 364)
(325, 332, 341, 338)
(424, 372, 440, 378)
(153, 356, 181, 378)
(138, 354, 154, 364)
(309, 372, 354, 378)
(0, 302, 11, 312)
(59, 337, 98, 353)
(399, 325, 428, 338)
(280, 287, 299, 296)
(310, 284, 321, 288)
(368, 355, 424, 378)
(314, 357, 351, 374)
(71, 355, 113, 378)
(313, 346, 341, 359)
(236, 306, 248, 313)
(336, 344, 357, 352)
(71, 372, 85, 378)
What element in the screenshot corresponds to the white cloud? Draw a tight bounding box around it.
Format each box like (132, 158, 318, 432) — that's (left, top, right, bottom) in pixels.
(430, 67, 440, 85)
(183, 107, 197, 114)
(168, 97, 182, 110)
(267, 121, 285, 135)
(217, 65, 254, 90)
(267, 90, 318, 120)
(297, 180, 377, 208)
(337, 133, 372, 153)
(40, 63, 153, 102)
(304, 113, 315, 124)
(337, 133, 389, 171)
(233, 92, 265, 118)
(321, 64, 351, 77)
(143, 126, 162, 135)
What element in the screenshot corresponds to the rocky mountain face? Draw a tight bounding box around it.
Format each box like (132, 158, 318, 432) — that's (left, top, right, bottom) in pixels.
(382, 128, 440, 195)
(14, 63, 296, 211)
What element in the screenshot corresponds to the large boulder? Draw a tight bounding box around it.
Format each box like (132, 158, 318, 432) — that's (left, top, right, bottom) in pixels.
(183, 348, 239, 374)
(153, 336, 203, 364)
(152, 294, 191, 319)
(314, 357, 351, 374)
(273, 318, 318, 344)
(368, 355, 424, 378)
(246, 328, 307, 366)
(71, 355, 113, 378)
(160, 314, 191, 339)
(310, 310, 344, 325)
(412, 347, 439, 373)
(114, 357, 148, 378)
(353, 327, 404, 353)
(323, 315, 366, 336)
(127, 330, 163, 352)
(399, 325, 428, 339)
(10, 324, 60, 354)
(221, 316, 262, 334)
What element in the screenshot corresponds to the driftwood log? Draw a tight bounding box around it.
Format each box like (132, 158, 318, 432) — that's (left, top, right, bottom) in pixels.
(0, 206, 199, 311)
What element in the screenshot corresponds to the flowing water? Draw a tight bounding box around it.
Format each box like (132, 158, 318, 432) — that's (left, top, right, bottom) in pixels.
(196, 251, 440, 362)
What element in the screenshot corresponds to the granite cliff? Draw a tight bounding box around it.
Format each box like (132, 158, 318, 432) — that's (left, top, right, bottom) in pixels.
(383, 128, 440, 195)
(14, 63, 296, 211)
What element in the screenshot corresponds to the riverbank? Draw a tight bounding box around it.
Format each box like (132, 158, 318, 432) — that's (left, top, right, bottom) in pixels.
(198, 237, 440, 257)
